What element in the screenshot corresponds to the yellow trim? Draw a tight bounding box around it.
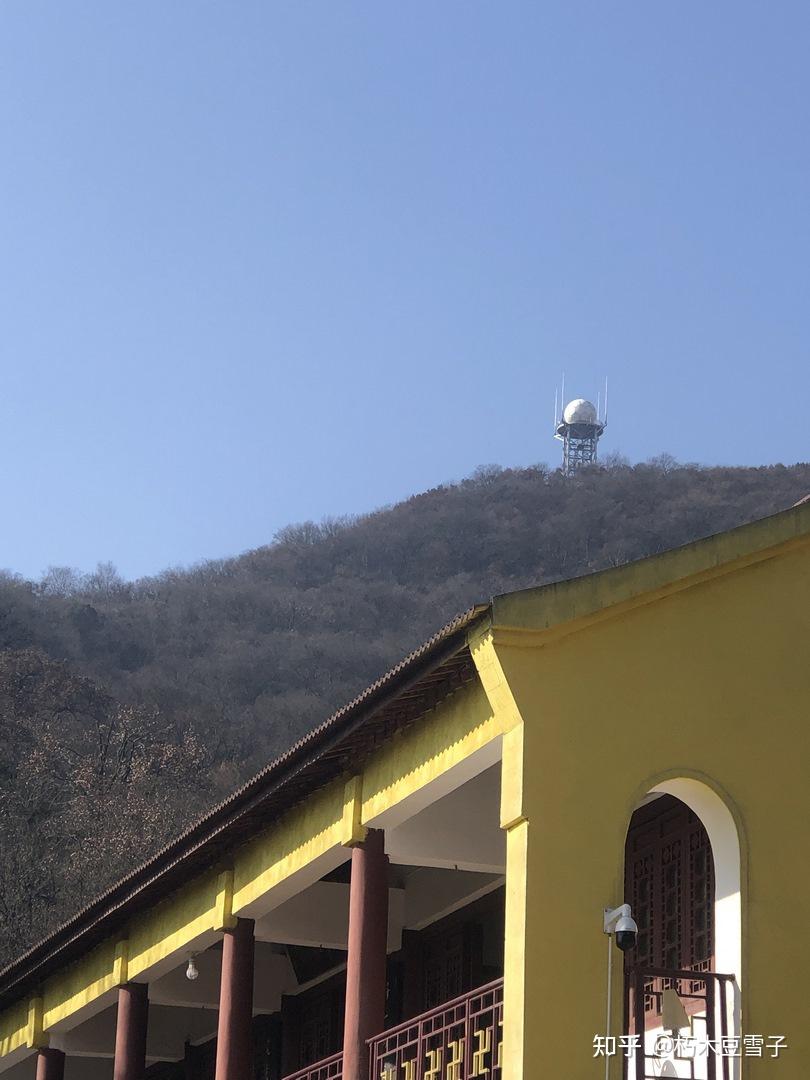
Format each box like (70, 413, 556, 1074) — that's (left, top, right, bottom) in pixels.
(502, 818, 528, 1080)
(0, 999, 28, 1059)
(113, 939, 128, 986)
(42, 874, 226, 1029)
(26, 996, 45, 1049)
(128, 870, 221, 980)
(232, 779, 346, 913)
(42, 937, 120, 1030)
(234, 682, 501, 915)
(214, 871, 238, 932)
(468, 627, 523, 734)
(341, 776, 368, 846)
(360, 679, 501, 823)
(500, 724, 525, 831)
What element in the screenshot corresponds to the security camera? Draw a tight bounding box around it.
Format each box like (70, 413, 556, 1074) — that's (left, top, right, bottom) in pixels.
(604, 904, 638, 952)
(614, 914, 638, 952)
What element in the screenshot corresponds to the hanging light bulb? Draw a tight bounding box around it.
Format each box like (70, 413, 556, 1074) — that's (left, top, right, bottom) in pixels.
(186, 956, 199, 981)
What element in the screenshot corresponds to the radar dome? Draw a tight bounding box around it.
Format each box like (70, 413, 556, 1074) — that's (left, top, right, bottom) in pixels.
(563, 398, 597, 425)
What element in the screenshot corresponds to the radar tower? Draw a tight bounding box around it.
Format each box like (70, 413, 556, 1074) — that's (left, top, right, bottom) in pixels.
(553, 379, 608, 475)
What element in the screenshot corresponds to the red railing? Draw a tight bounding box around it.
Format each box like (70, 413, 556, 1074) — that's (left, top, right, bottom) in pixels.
(626, 967, 737, 1080)
(282, 1049, 343, 1080)
(368, 979, 503, 1080)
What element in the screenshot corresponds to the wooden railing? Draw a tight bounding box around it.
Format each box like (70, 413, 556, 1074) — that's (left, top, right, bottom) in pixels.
(282, 1049, 343, 1080)
(368, 979, 504, 1080)
(280, 979, 504, 1080)
(626, 967, 737, 1080)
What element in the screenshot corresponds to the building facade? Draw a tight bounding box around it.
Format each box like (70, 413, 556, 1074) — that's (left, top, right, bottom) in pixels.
(0, 502, 808, 1079)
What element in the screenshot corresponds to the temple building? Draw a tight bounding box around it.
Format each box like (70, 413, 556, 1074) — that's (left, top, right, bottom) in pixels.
(0, 500, 808, 1080)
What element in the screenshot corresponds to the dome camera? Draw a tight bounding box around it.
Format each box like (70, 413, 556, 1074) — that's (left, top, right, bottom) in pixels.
(614, 914, 638, 952)
(603, 904, 638, 952)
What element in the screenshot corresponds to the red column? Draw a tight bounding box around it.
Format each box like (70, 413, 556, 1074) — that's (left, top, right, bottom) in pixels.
(343, 829, 389, 1080)
(113, 982, 149, 1080)
(35, 1049, 65, 1080)
(214, 917, 255, 1080)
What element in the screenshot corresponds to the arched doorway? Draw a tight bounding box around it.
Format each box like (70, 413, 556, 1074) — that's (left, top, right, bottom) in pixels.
(622, 784, 741, 1079)
(625, 794, 714, 983)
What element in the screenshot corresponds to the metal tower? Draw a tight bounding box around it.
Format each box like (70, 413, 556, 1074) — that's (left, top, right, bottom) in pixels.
(553, 381, 607, 475)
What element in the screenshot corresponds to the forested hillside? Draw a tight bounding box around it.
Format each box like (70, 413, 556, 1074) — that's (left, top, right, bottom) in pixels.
(0, 459, 808, 964)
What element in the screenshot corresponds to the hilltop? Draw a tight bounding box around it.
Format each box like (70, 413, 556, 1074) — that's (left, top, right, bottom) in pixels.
(0, 458, 808, 962)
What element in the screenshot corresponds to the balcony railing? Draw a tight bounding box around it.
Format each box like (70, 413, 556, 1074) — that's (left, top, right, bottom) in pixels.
(283, 1049, 343, 1080)
(626, 967, 737, 1080)
(279, 980, 504, 1080)
(369, 979, 504, 1080)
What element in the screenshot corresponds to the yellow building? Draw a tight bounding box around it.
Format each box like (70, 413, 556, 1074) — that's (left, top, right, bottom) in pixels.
(0, 500, 808, 1080)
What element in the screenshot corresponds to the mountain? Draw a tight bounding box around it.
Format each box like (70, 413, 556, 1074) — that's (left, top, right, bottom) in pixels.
(0, 458, 808, 963)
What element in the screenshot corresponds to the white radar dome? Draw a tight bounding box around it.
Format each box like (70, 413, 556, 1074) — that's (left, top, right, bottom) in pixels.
(563, 398, 598, 425)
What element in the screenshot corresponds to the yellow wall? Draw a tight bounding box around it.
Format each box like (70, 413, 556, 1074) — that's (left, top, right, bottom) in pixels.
(487, 535, 810, 1079)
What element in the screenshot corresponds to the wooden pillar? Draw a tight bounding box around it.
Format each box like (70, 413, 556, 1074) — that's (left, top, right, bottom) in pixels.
(214, 917, 255, 1080)
(113, 982, 149, 1080)
(342, 828, 389, 1080)
(35, 1049, 65, 1080)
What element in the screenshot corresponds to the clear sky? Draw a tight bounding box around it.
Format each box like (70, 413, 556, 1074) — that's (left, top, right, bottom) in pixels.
(2, 3, 808, 580)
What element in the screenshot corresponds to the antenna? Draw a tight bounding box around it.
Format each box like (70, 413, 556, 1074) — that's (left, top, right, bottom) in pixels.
(604, 377, 609, 425)
(561, 371, 565, 417)
(554, 386, 558, 429)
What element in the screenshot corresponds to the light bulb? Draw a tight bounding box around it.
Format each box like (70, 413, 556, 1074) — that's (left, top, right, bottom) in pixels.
(186, 957, 199, 981)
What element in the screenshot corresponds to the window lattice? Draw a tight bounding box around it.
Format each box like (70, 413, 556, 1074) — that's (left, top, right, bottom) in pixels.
(625, 795, 715, 1013)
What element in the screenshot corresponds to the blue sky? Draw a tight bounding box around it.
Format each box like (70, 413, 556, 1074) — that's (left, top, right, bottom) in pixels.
(2, 2, 808, 580)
